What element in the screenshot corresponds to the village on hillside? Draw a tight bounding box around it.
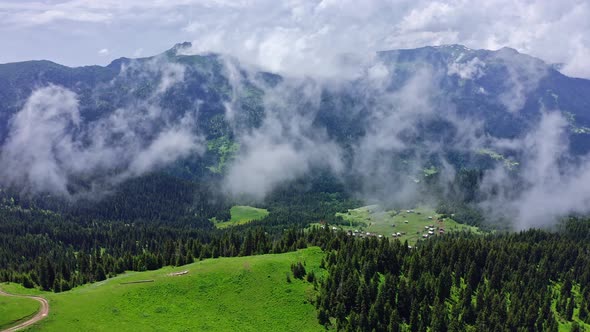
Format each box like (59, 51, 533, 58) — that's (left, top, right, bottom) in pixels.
(325, 205, 480, 244)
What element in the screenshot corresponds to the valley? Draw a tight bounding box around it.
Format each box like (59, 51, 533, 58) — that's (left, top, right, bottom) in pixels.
(0, 21, 589, 331)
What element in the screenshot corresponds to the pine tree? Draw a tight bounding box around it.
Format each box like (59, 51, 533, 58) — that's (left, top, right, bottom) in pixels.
(571, 321, 582, 332)
(388, 308, 401, 332)
(431, 299, 448, 332)
(579, 299, 589, 322)
(95, 264, 106, 281)
(566, 296, 576, 321)
(317, 308, 330, 327)
(545, 312, 559, 332)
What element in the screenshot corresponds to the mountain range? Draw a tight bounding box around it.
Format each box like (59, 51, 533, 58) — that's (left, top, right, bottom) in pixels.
(0, 43, 589, 215)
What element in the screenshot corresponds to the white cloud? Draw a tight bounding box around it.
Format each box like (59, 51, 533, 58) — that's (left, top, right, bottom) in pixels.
(180, 0, 590, 79)
(480, 112, 590, 229)
(223, 76, 343, 199)
(1, 0, 589, 78)
(133, 48, 144, 57)
(0, 85, 80, 194)
(448, 57, 485, 80)
(560, 38, 590, 79)
(98, 48, 109, 56)
(0, 57, 204, 197)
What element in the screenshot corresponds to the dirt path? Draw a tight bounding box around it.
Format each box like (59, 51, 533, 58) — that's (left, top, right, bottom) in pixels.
(0, 289, 49, 332)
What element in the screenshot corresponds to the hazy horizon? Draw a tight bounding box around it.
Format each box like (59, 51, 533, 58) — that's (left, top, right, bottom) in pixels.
(1, 0, 589, 79)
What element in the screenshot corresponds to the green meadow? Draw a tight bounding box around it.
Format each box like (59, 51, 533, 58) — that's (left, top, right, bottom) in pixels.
(0, 295, 40, 330)
(213, 205, 269, 229)
(2, 247, 324, 332)
(334, 205, 480, 244)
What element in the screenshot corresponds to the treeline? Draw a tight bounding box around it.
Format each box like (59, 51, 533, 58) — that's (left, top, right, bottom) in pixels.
(0, 172, 356, 292)
(0, 205, 312, 292)
(3, 173, 232, 224)
(314, 219, 590, 331)
(243, 175, 360, 232)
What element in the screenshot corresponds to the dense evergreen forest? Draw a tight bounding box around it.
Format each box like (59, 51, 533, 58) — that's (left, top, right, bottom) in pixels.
(0, 173, 356, 292)
(313, 219, 590, 331)
(2, 170, 590, 331)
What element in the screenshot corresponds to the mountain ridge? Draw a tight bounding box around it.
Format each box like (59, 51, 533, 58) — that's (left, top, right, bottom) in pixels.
(0, 43, 589, 211)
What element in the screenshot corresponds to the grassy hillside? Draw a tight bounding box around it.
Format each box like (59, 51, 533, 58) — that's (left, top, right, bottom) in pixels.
(214, 205, 270, 229)
(0, 296, 40, 329)
(2, 247, 324, 332)
(334, 205, 480, 244)
(206, 136, 240, 174)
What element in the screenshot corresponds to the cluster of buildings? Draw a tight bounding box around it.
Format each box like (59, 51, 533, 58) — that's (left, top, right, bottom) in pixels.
(422, 224, 445, 238)
(326, 208, 452, 242)
(348, 229, 385, 238)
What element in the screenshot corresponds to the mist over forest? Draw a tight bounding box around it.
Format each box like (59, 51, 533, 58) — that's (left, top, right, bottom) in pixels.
(2, 2, 590, 331)
(1, 42, 589, 229)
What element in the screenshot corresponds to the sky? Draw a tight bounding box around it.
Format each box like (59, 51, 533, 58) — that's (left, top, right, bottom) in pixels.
(0, 0, 589, 78)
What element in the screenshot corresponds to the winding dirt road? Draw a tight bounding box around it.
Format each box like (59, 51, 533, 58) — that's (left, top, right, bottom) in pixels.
(0, 289, 49, 332)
